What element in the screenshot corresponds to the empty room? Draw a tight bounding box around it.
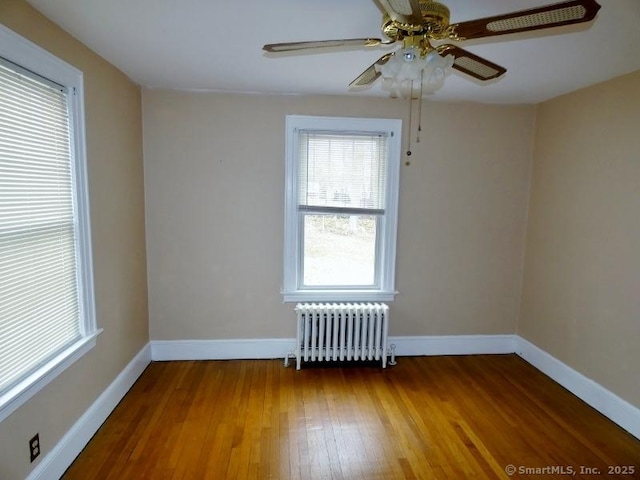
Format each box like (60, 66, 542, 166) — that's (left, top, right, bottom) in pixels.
(0, 0, 639, 478)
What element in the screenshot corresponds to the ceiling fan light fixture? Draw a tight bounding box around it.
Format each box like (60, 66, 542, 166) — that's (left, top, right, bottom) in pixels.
(376, 48, 453, 97)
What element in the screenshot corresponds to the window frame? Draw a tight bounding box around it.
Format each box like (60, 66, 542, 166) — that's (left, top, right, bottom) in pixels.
(282, 115, 402, 303)
(0, 24, 100, 423)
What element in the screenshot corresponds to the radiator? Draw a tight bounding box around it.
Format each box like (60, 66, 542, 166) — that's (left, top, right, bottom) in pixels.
(290, 303, 395, 370)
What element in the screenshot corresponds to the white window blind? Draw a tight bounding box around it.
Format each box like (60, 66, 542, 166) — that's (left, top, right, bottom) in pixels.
(0, 59, 82, 395)
(297, 131, 388, 213)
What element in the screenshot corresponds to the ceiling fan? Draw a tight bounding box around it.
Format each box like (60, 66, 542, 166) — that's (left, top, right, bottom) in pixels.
(263, 0, 601, 90)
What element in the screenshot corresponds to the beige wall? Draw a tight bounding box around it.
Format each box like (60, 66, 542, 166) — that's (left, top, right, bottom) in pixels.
(0, 2, 148, 479)
(143, 90, 535, 340)
(519, 70, 640, 408)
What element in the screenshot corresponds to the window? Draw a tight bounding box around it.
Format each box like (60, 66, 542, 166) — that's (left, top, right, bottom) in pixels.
(283, 115, 401, 302)
(0, 24, 98, 422)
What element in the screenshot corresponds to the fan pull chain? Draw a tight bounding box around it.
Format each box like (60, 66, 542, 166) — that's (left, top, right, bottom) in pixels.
(406, 80, 414, 161)
(406, 76, 425, 165)
(417, 69, 424, 144)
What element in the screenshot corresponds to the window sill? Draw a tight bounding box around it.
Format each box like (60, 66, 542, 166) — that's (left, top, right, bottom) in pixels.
(0, 329, 103, 423)
(282, 290, 397, 303)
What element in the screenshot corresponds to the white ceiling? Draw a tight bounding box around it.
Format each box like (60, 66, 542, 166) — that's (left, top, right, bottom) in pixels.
(27, 0, 640, 104)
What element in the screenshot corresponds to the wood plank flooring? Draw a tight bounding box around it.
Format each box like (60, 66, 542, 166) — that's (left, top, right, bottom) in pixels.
(62, 355, 640, 479)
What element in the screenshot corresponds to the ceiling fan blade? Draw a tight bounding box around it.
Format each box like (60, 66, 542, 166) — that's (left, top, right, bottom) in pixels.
(263, 38, 384, 53)
(437, 45, 506, 81)
(350, 53, 393, 87)
(377, 0, 425, 26)
(449, 0, 601, 40)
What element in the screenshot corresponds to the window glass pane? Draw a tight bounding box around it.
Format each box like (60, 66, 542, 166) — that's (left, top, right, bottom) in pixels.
(303, 214, 377, 286)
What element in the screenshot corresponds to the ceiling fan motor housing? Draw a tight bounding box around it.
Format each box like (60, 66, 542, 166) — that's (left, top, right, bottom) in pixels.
(382, 1, 451, 41)
(420, 1, 451, 37)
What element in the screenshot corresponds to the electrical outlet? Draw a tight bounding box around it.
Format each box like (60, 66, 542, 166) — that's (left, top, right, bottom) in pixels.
(29, 433, 40, 463)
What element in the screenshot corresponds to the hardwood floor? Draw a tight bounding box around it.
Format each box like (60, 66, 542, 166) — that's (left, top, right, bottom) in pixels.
(62, 355, 640, 479)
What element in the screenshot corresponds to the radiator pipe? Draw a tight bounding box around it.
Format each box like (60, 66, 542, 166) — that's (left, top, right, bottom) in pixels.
(284, 351, 295, 368)
(389, 344, 397, 366)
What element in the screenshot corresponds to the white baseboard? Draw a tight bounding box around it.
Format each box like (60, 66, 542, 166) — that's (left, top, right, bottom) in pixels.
(26, 344, 151, 480)
(150, 338, 297, 361)
(516, 337, 640, 440)
(390, 334, 517, 356)
(149, 335, 517, 362)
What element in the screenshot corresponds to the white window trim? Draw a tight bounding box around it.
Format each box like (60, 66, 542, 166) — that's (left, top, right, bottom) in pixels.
(0, 24, 100, 423)
(282, 115, 402, 303)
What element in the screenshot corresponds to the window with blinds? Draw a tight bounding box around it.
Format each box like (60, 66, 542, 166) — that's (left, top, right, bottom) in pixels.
(0, 22, 97, 422)
(0, 59, 82, 395)
(283, 116, 402, 302)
